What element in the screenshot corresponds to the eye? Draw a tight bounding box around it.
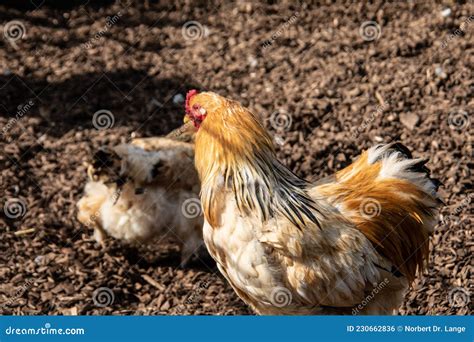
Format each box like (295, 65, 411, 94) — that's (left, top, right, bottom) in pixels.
(193, 104, 200, 110)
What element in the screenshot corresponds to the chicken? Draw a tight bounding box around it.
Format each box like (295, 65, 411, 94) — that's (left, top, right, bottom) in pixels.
(181, 90, 442, 314)
(76, 125, 204, 266)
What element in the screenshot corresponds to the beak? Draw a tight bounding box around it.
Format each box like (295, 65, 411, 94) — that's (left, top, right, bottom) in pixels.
(183, 115, 190, 124)
(166, 120, 196, 142)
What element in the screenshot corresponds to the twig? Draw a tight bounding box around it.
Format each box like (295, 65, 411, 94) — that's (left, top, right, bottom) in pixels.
(375, 91, 386, 108)
(14, 228, 35, 236)
(142, 274, 165, 291)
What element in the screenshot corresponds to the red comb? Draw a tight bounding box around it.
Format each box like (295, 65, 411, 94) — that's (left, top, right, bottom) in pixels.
(185, 89, 198, 113)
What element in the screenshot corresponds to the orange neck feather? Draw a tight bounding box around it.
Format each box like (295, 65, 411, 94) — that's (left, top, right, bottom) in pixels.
(192, 93, 322, 229)
(194, 98, 275, 184)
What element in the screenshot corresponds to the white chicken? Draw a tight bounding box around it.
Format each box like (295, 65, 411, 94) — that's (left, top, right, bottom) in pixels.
(77, 127, 204, 266)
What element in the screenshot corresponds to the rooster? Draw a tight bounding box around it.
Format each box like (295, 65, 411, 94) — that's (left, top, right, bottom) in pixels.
(181, 90, 442, 314)
(76, 126, 204, 266)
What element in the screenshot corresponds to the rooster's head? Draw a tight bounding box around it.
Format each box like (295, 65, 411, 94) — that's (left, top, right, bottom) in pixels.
(183, 89, 274, 177)
(184, 90, 209, 128)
